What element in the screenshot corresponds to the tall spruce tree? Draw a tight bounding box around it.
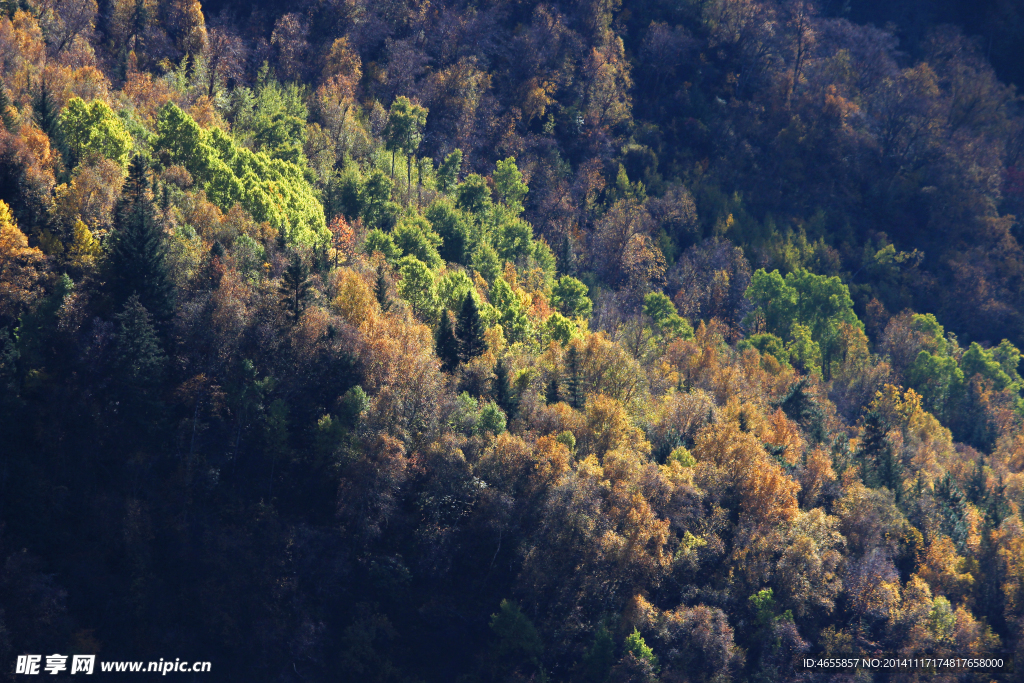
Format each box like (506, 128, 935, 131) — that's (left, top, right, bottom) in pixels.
(859, 409, 902, 502)
(545, 373, 561, 404)
(280, 252, 311, 324)
(0, 82, 16, 132)
(106, 155, 173, 319)
(493, 356, 518, 418)
(375, 263, 392, 312)
(34, 85, 60, 144)
(111, 295, 167, 439)
(565, 342, 584, 409)
(456, 293, 486, 362)
(436, 310, 460, 373)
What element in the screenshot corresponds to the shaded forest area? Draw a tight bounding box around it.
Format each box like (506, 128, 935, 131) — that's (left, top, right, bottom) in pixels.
(2, 0, 1024, 680)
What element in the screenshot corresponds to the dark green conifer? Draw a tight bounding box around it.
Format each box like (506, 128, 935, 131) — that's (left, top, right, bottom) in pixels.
(106, 155, 174, 319)
(279, 252, 311, 324)
(437, 149, 463, 192)
(493, 356, 518, 418)
(436, 310, 460, 373)
(33, 85, 59, 138)
(565, 342, 584, 409)
(581, 622, 615, 683)
(858, 409, 902, 502)
(0, 81, 17, 132)
(779, 378, 826, 443)
(966, 456, 987, 505)
(114, 295, 167, 390)
(112, 295, 167, 437)
(375, 263, 391, 312)
(545, 374, 561, 405)
(455, 293, 486, 362)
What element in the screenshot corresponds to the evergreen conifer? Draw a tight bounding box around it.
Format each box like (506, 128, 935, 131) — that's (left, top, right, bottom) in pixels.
(456, 293, 486, 362)
(279, 252, 311, 324)
(375, 263, 392, 312)
(436, 310, 460, 373)
(106, 155, 173, 319)
(0, 81, 17, 132)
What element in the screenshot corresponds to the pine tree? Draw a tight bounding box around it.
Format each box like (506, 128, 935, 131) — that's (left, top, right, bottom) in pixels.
(985, 477, 1011, 528)
(859, 409, 902, 501)
(279, 252, 311, 324)
(437, 149, 462, 192)
(0, 81, 17, 132)
(965, 456, 987, 505)
(582, 622, 615, 683)
(455, 293, 486, 362)
(779, 378, 826, 442)
(106, 155, 173, 319)
(565, 342, 584, 409)
(33, 85, 59, 138)
(545, 373, 561, 404)
(375, 263, 392, 312)
(114, 295, 167, 390)
(435, 310, 460, 373)
(493, 356, 518, 418)
(936, 473, 971, 551)
(112, 295, 167, 437)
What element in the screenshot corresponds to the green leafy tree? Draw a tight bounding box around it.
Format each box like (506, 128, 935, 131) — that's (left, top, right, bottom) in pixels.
(455, 174, 492, 220)
(106, 155, 173, 319)
(360, 169, 399, 230)
(235, 80, 308, 163)
(472, 243, 502, 284)
(392, 216, 442, 269)
(397, 255, 439, 321)
(436, 269, 474, 312)
(908, 349, 964, 418)
(489, 277, 531, 343)
(383, 96, 428, 191)
(425, 198, 473, 265)
(739, 333, 791, 365)
(494, 156, 528, 214)
(961, 341, 1022, 393)
(644, 291, 693, 339)
(155, 104, 327, 247)
(551, 276, 593, 319)
(479, 401, 507, 435)
(745, 268, 861, 379)
(494, 215, 533, 263)
(58, 97, 133, 168)
(787, 323, 822, 377)
(624, 628, 659, 672)
(543, 311, 575, 345)
(363, 229, 402, 264)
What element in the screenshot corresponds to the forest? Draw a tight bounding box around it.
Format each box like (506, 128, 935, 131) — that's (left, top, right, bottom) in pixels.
(2, 0, 1024, 679)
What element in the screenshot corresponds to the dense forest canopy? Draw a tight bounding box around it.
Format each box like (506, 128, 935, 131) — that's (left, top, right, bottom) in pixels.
(2, 0, 1024, 680)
